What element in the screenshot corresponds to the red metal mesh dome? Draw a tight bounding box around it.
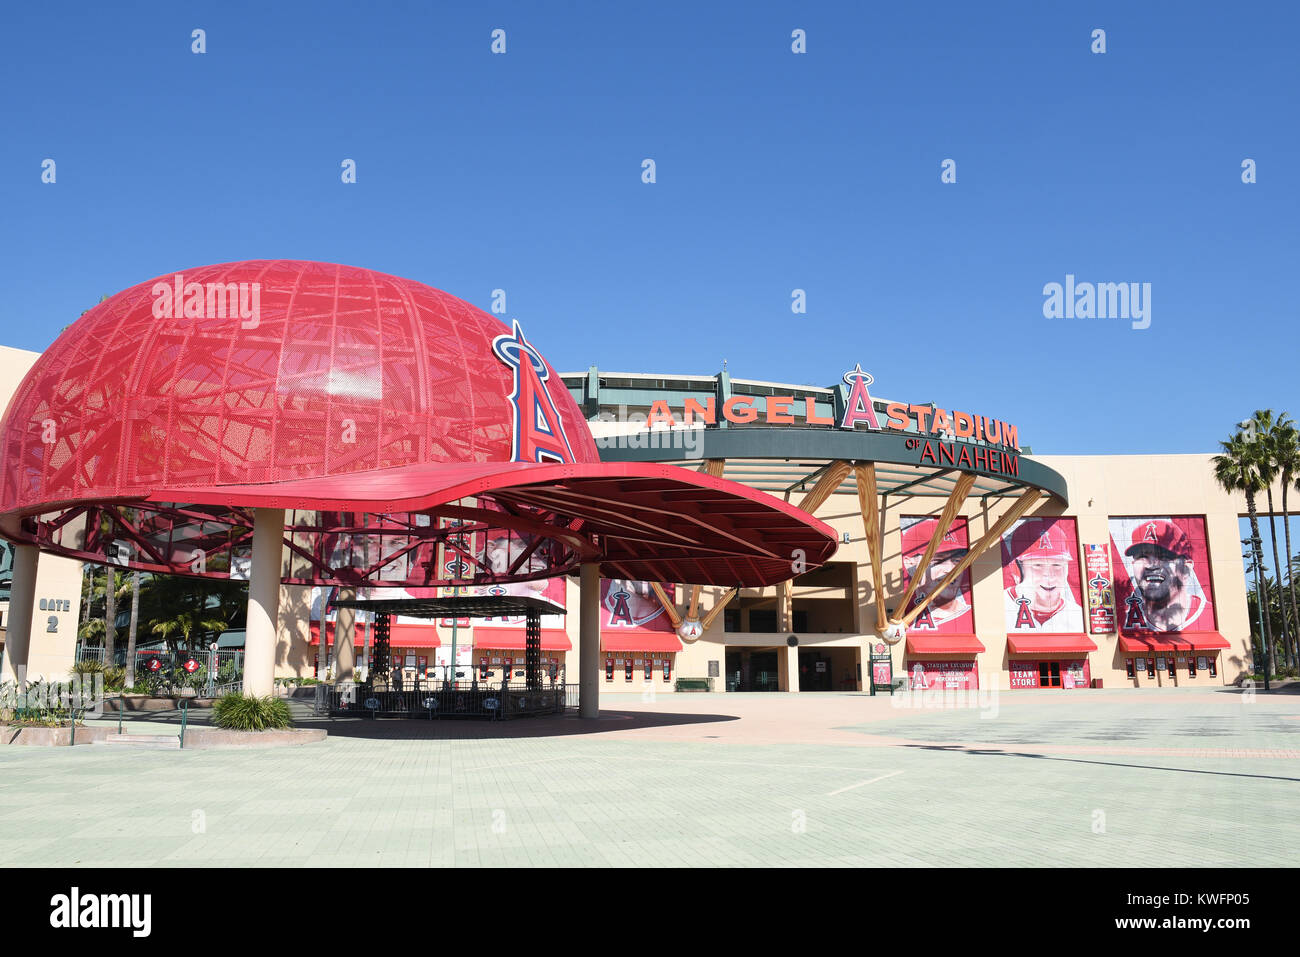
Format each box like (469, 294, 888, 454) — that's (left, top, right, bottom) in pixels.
(0, 261, 836, 588)
(0, 259, 596, 514)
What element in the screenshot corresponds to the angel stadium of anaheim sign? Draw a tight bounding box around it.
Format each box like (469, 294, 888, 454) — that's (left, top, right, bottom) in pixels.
(638, 365, 1022, 474)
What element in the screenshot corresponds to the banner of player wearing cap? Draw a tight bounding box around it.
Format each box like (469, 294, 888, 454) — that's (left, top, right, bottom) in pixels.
(900, 516, 974, 634)
(1001, 517, 1085, 633)
(1107, 517, 1217, 634)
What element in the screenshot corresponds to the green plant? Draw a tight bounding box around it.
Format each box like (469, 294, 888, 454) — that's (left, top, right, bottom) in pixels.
(212, 693, 293, 731)
(72, 658, 105, 676)
(102, 666, 127, 692)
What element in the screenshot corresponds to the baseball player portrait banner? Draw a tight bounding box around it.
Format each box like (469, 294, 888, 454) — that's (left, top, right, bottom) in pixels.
(1000, 517, 1086, 634)
(1107, 517, 1217, 635)
(900, 516, 974, 635)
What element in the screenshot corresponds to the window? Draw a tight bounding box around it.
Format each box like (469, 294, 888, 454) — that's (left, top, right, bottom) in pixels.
(724, 609, 741, 632)
(1125, 659, 1135, 679)
(1187, 657, 1197, 678)
(749, 609, 778, 633)
(1208, 657, 1217, 677)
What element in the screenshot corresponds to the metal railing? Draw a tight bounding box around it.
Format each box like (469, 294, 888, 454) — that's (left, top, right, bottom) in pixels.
(319, 677, 576, 720)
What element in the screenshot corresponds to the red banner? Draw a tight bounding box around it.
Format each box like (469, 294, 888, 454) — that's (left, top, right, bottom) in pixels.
(598, 579, 673, 634)
(900, 516, 974, 634)
(1084, 544, 1117, 634)
(1000, 517, 1085, 633)
(1108, 517, 1217, 635)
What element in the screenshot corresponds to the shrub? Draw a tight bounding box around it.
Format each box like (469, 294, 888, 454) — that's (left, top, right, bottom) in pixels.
(103, 666, 127, 692)
(72, 658, 105, 676)
(212, 693, 293, 731)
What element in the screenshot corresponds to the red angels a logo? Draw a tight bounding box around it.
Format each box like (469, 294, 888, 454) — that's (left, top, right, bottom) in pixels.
(492, 319, 576, 464)
(839, 364, 880, 430)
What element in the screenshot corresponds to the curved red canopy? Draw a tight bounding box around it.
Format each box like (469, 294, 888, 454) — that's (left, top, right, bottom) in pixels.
(148, 460, 838, 586)
(0, 260, 837, 587)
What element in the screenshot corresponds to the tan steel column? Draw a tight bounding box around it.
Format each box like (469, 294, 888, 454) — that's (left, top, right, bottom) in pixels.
(1, 544, 39, 686)
(783, 642, 801, 693)
(579, 562, 601, 718)
(334, 587, 356, 682)
(244, 508, 285, 697)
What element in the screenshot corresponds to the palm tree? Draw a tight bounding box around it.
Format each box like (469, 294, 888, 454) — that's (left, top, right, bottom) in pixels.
(1214, 430, 1273, 690)
(103, 566, 118, 665)
(1256, 410, 1295, 670)
(150, 608, 228, 652)
(1272, 414, 1300, 667)
(125, 570, 143, 687)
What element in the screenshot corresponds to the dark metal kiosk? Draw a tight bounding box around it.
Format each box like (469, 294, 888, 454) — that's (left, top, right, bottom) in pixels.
(319, 593, 570, 720)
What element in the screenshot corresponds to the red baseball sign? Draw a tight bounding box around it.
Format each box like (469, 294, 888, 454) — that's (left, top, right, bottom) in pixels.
(183, 658, 199, 673)
(147, 658, 162, 672)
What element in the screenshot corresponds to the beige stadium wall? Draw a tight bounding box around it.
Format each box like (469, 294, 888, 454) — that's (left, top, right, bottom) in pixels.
(0, 346, 85, 683)
(665, 452, 1255, 692)
(270, 452, 1257, 694)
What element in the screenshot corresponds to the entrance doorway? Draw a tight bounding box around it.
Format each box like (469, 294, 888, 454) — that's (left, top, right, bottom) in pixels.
(1038, 661, 1061, 688)
(798, 647, 860, 691)
(725, 648, 781, 691)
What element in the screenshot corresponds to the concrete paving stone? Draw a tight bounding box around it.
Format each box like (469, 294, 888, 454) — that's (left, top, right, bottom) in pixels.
(2, 688, 1297, 865)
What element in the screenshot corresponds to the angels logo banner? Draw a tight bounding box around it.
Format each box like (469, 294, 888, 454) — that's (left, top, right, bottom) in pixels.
(1000, 517, 1085, 634)
(472, 575, 568, 642)
(601, 579, 676, 636)
(1107, 516, 1217, 635)
(900, 516, 974, 634)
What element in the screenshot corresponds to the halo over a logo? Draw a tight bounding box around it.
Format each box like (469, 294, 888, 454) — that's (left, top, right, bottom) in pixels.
(491, 319, 575, 464)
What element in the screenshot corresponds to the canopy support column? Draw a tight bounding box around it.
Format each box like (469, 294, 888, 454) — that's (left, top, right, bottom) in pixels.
(579, 562, 601, 718)
(0, 544, 38, 686)
(852, 463, 889, 632)
(525, 607, 541, 691)
(244, 508, 284, 697)
(334, 587, 356, 683)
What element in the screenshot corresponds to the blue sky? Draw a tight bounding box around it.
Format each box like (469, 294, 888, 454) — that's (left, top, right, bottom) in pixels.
(2, 0, 1296, 456)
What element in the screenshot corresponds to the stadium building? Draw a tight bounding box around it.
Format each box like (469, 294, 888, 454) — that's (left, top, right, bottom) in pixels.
(0, 264, 1261, 699)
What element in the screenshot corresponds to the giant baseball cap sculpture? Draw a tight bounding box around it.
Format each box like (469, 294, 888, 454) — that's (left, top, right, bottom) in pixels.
(0, 261, 836, 588)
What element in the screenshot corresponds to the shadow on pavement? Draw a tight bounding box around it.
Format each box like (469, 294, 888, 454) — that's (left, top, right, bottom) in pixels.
(289, 709, 741, 740)
(900, 743, 1300, 783)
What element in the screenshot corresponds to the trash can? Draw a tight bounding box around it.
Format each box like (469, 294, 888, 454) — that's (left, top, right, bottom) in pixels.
(1091, 678, 1103, 689)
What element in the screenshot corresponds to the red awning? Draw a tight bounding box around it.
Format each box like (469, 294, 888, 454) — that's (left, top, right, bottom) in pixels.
(1007, 634, 1098, 655)
(148, 460, 838, 587)
(1119, 633, 1230, 653)
(905, 634, 985, 655)
(471, 629, 572, 652)
(309, 621, 441, 649)
(601, 634, 683, 653)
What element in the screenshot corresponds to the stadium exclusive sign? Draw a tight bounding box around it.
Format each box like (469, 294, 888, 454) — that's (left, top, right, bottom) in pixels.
(640, 365, 1023, 475)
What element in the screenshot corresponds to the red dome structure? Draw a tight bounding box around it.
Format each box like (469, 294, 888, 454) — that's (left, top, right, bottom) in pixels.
(0, 261, 836, 588)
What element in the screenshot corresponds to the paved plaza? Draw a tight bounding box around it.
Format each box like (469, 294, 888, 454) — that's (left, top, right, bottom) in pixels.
(1, 686, 1296, 867)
